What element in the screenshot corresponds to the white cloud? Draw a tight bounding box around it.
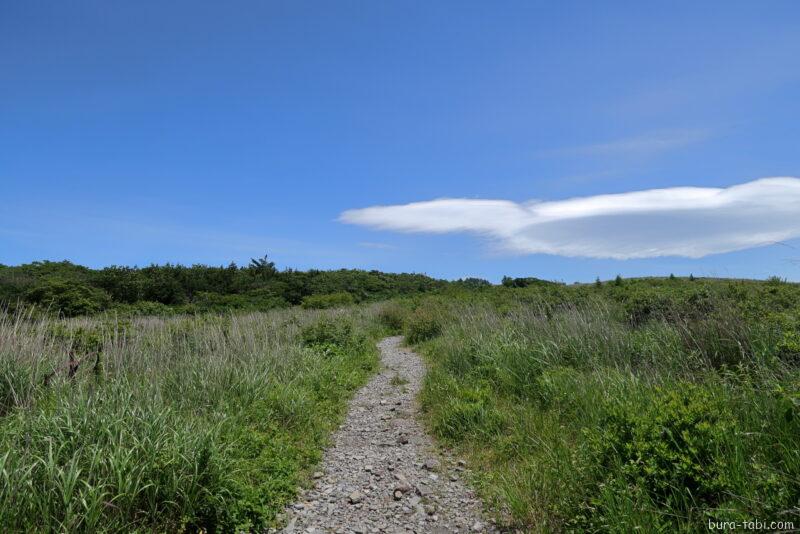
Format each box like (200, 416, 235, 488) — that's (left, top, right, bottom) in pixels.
(339, 177, 800, 260)
(536, 129, 711, 158)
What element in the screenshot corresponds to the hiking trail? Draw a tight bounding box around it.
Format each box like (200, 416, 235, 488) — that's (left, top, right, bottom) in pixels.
(278, 336, 498, 534)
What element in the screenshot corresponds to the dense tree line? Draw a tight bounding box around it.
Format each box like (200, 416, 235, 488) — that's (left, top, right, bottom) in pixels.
(0, 256, 446, 316)
(500, 275, 561, 288)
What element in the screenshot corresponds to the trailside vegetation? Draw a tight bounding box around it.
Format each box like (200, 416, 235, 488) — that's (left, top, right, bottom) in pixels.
(2, 260, 798, 532)
(389, 276, 800, 531)
(0, 306, 381, 531)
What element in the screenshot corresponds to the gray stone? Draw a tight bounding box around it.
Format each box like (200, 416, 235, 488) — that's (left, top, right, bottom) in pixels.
(423, 458, 440, 471)
(279, 337, 497, 533)
(395, 482, 412, 494)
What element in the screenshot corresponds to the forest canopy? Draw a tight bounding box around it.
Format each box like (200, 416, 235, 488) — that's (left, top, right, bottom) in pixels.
(0, 257, 447, 316)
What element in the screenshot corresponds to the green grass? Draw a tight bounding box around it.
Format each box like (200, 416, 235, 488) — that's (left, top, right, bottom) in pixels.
(407, 279, 800, 532)
(3, 276, 799, 532)
(389, 373, 409, 386)
(0, 306, 380, 532)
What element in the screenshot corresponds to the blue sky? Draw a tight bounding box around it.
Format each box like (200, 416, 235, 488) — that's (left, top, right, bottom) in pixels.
(2, 1, 799, 282)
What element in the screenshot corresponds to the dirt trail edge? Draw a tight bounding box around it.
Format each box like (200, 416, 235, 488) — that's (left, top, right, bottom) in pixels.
(277, 336, 499, 534)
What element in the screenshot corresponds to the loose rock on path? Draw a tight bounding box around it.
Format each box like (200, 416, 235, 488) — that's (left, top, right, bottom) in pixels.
(277, 336, 498, 534)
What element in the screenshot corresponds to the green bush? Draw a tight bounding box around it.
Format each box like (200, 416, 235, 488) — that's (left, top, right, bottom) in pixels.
(185, 290, 286, 314)
(404, 306, 442, 343)
(377, 302, 408, 333)
(623, 291, 674, 326)
(301, 318, 357, 349)
(621, 287, 715, 326)
(301, 292, 355, 309)
(778, 330, 800, 361)
(588, 384, 735, 511)
(116, 300, 176, 316)
(773, 311, 800, 362)
(25, 279, 111, 317)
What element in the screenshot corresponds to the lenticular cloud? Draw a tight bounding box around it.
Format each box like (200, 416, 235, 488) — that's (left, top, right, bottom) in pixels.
(339, 177, 800, 259)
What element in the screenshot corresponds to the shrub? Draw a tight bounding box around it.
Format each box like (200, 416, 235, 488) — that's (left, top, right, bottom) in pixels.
(623, 291, 675, 326)
(377, 302, 408, 333)
(501, 276, 558, 288)
(301, 318, 356, 349)
(301, 292, 355, 310)
(120, 300, 176, 316)
(25, 279, 111, 317)
(772, 311, 800, 362)
(778, 329, 800, 361)
(404, 306, 442, 343)
(186, 290, 286, 314)
(623, 288, 714, 327)
(586, 384, 735, 514)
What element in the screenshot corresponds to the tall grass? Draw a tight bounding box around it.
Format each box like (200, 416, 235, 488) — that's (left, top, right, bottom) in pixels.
(413, 289, 800, 532)
(0, 306, 380, 532)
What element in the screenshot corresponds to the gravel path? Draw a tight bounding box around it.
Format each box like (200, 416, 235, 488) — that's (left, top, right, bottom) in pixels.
(278, 336, 498, 534)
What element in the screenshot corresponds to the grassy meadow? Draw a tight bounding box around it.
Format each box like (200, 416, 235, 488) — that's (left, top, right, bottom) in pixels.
(0, 306, 381, 532)
(386, 277, 800, 532)
(1, 271, 799, 532)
